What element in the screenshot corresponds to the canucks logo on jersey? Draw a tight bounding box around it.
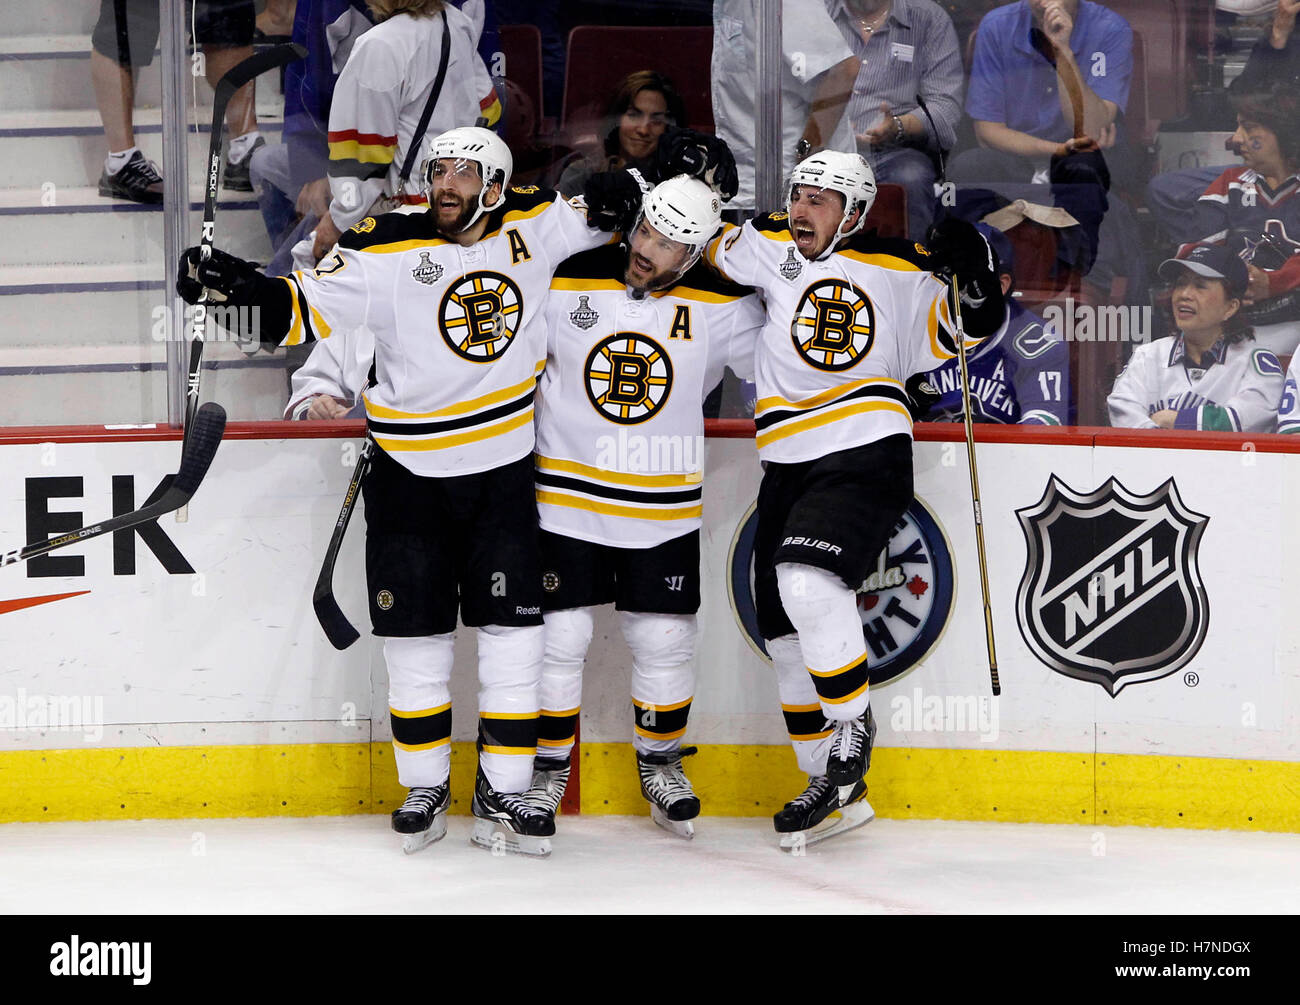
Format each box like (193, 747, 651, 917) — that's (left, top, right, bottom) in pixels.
(439, 270, 523, 362)
(789, 279, 876, 371)
(584, 332, 674, 424)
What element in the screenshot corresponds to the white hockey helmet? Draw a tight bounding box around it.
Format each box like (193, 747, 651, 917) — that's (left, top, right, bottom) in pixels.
(423, 126, 513, 231)
(636, 174, 723, 275)
(785, 150, 877, 242)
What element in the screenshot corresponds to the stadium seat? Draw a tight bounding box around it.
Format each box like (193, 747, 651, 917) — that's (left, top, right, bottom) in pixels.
(1104, 0, 1189, 127)
(561, 26, 715, 133)
(863, 183, 908, 239)
(499, 25, 543, 130)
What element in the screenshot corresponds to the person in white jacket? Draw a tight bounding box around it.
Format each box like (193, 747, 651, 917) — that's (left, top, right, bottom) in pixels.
(1108, 244, 1284, 433)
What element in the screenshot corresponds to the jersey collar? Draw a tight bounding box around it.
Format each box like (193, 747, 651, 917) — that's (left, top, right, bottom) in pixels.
(1168, 334, 1228, 370)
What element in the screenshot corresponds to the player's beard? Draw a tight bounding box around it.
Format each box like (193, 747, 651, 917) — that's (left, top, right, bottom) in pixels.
(623, 247, 685, 296)
(432, 191, 476, 235)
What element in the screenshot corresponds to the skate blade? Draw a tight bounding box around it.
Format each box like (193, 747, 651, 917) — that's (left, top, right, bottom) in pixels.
(399, 815, 448, 855)
(469, 817, 553, 858)
(778, 797, 875, 851)
(650, 804, 695, 840)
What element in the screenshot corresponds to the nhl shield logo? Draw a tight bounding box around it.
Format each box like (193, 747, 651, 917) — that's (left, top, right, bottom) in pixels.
(411, 251, 443, 285)
(569, 295, 599, 330)
(1015, 476, 1210, 696)
(779, 246, 804, 281)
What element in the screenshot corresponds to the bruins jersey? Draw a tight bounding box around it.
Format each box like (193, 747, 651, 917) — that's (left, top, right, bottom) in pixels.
(279, 187, 609, 476)
(705, 214, 977, 464)
(536, 244, 764, 547)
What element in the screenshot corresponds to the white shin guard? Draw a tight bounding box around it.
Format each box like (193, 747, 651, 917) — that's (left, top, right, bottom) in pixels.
(538, 607, 595, 761)
(767, 633, 831, 777)
(384, 634, 455, 788)
(476, 623, 544, 793)
(775, 562, 871, 720)
(620, 610, 697, 755)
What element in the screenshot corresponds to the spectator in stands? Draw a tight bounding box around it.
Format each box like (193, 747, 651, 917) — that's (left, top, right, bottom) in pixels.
(910, 223, 1070, 425)
(1108, 245, 1283, 432)
(826, 0, 964, 241)
(1179, 81, 1300, 358)
(1147, 0, 1300, 245)
(953, 0, 1133, 187)
(249, 0, 374, 275)
(711, 0, 860, 212)
(92, 0, 263, 203)
(553, 71, 688, 196)
(309, 0, 501, 261)
(950, 0, 1138, 296)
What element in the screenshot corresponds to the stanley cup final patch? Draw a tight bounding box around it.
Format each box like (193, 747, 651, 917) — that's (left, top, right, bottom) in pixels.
(411, 251, 444, 285)
(779, 246, 804, 281)
(569, 295, 599, 330)
(1015, 476, 1210, 696)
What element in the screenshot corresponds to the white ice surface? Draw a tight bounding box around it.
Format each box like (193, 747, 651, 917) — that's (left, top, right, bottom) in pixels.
(2, 815, 1297, 914)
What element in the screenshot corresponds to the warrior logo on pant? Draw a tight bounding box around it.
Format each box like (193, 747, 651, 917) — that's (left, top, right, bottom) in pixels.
(584, 332, 674, 424)
(789, 279, 875, 371)
(439, 271, 523, 362)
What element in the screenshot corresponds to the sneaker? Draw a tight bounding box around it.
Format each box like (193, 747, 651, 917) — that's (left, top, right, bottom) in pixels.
(825, 705, 877, 786)
(223, 135, 266, 192)
(98, 150, 164, 204)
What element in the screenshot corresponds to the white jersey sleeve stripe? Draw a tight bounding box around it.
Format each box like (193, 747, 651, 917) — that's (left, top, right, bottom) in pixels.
(755, 398, 913, 451)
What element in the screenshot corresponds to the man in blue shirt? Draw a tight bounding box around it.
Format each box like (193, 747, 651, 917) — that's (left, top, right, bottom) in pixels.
(955, 0, 1132, 184)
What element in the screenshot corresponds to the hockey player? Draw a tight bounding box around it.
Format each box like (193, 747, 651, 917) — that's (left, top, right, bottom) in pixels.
(1109, 245, 1283, 432)
(528, 175, 765, 838)
(176, 126, 718, 856)
(909, 224, 1070, 426)
(703, 150, 1005, 848)
(1279, 351, 1300, 434)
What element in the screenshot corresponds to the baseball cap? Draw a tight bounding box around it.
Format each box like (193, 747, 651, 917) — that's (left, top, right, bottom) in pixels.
(975, 222, 1014, 282)
(1158, 244, 1248, 299)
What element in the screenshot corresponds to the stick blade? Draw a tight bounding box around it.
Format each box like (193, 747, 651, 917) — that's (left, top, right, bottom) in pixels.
(174, 402, 227, 497)
(313, 588, 361, 650)
(215, 43, 307, 97)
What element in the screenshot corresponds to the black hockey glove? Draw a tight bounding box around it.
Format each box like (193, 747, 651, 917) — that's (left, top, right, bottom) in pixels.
(584, 169, 647, 233)
(904, 372, 941, 422)
(176, 246, 293, 350)
(177, 246, 276, 307)
(656, 128, 739, 202)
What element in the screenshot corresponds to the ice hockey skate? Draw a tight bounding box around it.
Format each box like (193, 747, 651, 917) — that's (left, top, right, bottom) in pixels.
(470, 768, 555, 857)
(825, 705, 877, 786)
(636, 746, 701, 839)
(773, 775, 874, 850)
(390, 783, 449, 854)
(523, 754, 571, 819)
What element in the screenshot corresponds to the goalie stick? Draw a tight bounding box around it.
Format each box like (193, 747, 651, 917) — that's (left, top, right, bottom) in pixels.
(1, 403, 227, 569)
(179, 43, 306, 522)
(313, 438, 374, 650)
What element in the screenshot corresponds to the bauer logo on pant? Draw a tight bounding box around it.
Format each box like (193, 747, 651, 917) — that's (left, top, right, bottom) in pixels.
(728, 498, 954, 685)
(1016, 476, 1210, 696)
(376, 590, 395, 611)
(790, 279, 875, 371)
(439, 271, 523, 362)
(584, 332, 673, 424)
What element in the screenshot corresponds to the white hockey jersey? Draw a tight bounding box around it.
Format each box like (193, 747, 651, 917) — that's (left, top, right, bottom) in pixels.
(704, 213, 977, 464)
(536, 245, 764, 547)
(279, 187, 609, 476)
(283, 325, 371, 420)
(1107, 334, 1284, 432)
(326, 8, 501, 228)
(1278, 352, 1300, 434)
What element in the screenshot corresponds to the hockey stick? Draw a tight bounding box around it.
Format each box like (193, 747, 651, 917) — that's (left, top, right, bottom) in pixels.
(179, 42, 306, 521)
(947, 277, 1001, 696)
(1, 403, 227, 569)
(313, 438, 374, 650)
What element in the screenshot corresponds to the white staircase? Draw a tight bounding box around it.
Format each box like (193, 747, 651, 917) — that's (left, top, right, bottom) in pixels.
(0, 11, 290, 426)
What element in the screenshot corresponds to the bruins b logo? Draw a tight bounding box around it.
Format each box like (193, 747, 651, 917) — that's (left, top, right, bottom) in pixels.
(789, 278, 875, 371)
(439, 271, 523, 362)
(585, 332, 673, 424)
